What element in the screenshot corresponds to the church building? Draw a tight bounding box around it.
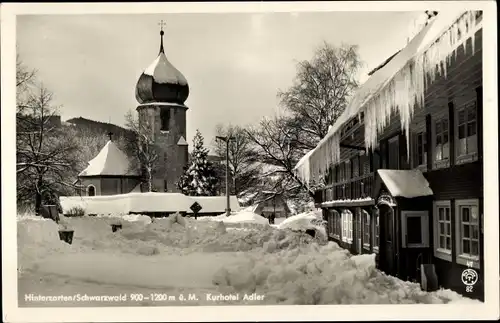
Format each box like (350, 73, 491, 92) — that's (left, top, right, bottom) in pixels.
(77, 24, 190, 195)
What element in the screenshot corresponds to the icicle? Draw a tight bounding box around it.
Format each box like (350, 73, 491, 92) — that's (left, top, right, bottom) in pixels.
(298, 11, 481, 185)
(471, 11, 477, 53)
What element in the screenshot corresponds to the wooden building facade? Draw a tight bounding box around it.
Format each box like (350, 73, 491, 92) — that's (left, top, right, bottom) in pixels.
(297, 11, 484, 300)
(252, 193, 291, 219)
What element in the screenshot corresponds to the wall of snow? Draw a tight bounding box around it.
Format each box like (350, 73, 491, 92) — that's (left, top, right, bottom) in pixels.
(60, 193, 241, 216)
(17, 213, 480, 305)
(213, 242, 481, 305)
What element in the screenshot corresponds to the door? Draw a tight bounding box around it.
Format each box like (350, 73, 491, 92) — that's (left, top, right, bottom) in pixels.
(378, 204, 396, 275)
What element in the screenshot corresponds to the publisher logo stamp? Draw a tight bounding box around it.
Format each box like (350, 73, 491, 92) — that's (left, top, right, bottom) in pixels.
(461, 268, 478, 292)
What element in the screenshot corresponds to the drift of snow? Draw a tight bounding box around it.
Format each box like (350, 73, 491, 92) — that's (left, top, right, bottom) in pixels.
(278, 211, 327, 240)
(295, 10, 481, 185)
(377, 169, 433, 198)
(17, 214, 480, 306)
(199, 210, 269, 226)
(78, 140, 137, 177)
(144, 52, 188, 85)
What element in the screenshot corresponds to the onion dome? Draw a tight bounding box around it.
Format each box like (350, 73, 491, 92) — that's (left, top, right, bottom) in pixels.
(135, 26, 189, 105)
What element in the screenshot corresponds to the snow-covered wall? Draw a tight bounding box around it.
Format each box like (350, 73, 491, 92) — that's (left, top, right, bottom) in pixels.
(60, 192, 240, 216)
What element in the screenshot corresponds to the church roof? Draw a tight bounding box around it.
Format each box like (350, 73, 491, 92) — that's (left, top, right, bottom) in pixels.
(135, 28, 189, 105)
(78, 140, 138, 177)
(177, 136, 188, 146)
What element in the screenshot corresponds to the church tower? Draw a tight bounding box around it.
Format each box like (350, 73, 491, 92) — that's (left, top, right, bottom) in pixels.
(135, 22, 189, 192)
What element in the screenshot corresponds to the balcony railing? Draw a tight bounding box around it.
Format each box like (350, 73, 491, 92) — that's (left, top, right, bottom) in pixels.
(314, 173, 375, 205)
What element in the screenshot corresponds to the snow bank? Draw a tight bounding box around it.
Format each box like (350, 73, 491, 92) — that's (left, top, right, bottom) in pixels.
(278, 211, 327, 240)
(17, 213, 482, 305)
(214, 242, 481, 305)
(127, 192, 193, 213)
(222, 211, 269, 226)
(198, 210, 269, 227)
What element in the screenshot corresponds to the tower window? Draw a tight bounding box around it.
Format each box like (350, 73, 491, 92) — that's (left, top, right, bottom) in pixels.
(160, 108, 170, 131)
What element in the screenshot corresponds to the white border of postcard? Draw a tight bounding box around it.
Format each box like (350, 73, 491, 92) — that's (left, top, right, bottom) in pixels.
(2, 1, 498, 322)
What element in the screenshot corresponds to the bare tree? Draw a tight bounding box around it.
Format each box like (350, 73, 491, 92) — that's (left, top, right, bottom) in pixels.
(247, 42, 361, 202)
(278, 42, 362, 151)
(246, 116, 315, 197)
(124, 110, 159, 192)
(16, 84, 79, 214)
(213, 124, 261, 196)
(16, 53, 37, 100)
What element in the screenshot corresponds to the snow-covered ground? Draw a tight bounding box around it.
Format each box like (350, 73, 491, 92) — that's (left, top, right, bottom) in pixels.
(17, 211, 480, 306)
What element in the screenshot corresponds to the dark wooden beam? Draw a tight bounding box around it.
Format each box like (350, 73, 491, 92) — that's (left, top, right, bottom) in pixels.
(448, 101, 455, 165)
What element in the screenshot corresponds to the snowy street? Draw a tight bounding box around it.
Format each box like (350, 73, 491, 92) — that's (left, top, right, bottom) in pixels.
(17, 211, 479, 306)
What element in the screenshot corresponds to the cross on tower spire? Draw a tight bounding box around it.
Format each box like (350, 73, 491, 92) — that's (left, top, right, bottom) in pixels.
(158, 19, 166, 54)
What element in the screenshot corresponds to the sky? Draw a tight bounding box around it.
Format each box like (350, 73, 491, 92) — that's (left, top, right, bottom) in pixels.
(16, 11, 423, 151)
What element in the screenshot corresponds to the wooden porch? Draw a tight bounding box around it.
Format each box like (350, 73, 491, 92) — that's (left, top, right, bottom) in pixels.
(314, 172, 375, 205)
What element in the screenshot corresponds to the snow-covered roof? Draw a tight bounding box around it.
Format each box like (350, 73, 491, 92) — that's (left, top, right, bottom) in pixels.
(177, 136, 188, 146)
(321, 197, 375, 207)
(189, 196, 241, 214)
(377, 169, 433, 198)
(144, 52, 188, 85)
(295, 10, 482, 185)
(78, 140, 138, 177)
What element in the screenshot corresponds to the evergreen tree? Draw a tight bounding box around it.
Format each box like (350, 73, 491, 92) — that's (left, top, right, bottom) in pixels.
(177, 130, 218, 196)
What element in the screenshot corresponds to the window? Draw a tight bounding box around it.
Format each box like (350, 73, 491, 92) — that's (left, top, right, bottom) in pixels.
(345, 161, 351, 180)
(327, 166, 336, 184)
(341, 210, 353, 243)
(334, 210, 341, 238)
(338, 163, 345, 182)
(352, 156, 359, 178)
(433, 201, 452, 261)
(456, 101, 478, 164)
(87, 185, 96, 196)
(373, 210, 380, 252)
(363, 210, 371, 249)
(359, 154, 370, 176)
(455, 199, 480, 268)
(401, 211, 430, 248)
(433, 117, 450, 168)
(360, 153, 370, 175)
(413, 131, 428, 168)
(348, 211, 353, 243)
(160, 108, 170, 131)
(327, 210, 340, 238)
